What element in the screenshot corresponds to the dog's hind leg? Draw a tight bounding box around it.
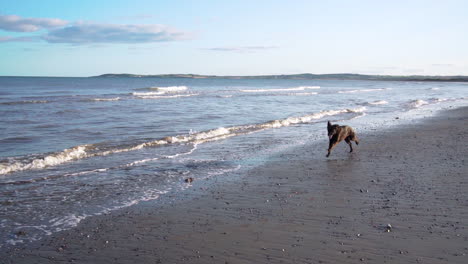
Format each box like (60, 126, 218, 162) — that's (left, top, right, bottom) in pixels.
(345, 137, 353, 153)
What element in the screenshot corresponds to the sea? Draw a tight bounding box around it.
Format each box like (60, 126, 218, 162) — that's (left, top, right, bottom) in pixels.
(0, 76, 467, 248)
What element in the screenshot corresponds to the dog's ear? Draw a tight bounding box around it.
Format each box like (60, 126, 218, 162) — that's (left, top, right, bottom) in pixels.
(327, 121, 331, 128)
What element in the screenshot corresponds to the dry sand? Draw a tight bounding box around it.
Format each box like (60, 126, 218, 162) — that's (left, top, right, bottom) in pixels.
(2, 107, 467, 264)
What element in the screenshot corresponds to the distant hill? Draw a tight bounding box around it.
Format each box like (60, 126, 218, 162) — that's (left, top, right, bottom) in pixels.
(93, 73, 468, 82)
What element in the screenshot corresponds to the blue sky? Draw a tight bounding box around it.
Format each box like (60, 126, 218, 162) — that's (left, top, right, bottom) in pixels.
(1, 0, 467, 76)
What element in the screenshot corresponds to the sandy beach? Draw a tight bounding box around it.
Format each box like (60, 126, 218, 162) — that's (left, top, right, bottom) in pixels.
(2, 107, 467, 264)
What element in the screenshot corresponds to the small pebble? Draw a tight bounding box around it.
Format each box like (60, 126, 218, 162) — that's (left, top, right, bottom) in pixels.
(386, 224, 392, 232)
(184, 177, 194, 183)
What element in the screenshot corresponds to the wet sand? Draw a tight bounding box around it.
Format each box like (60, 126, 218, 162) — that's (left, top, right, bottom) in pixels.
(2, 107, 467, 264)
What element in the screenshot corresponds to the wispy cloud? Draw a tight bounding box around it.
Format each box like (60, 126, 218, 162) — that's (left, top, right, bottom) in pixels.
(43, 22, 190, 44)
(204, 46, 278, 53)
(0, 14, 191, 44)
(0, 36, 39, 42)
(0, 15, 68, 32)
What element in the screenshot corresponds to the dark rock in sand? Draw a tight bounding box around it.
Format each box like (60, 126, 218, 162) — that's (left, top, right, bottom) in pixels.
(184, 177, 194, 183)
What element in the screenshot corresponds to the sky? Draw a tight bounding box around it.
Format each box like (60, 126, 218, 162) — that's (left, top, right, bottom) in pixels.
(1, 0, 468, 77)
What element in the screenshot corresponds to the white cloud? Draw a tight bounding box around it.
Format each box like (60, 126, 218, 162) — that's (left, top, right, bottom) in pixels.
(0, 15, 68, 32)
(42, 22, 190, 44)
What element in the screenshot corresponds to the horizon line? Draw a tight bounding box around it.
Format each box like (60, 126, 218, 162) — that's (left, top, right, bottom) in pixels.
(2, 72, 468, 78)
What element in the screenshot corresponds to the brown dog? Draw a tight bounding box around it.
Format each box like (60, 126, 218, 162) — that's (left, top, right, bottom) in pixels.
(326, 121, 359, 157)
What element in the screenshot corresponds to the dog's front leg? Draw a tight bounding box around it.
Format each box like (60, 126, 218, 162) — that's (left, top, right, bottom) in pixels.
(326, 140, 338, 157)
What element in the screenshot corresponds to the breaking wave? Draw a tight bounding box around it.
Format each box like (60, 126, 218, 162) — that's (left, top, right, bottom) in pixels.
(367, 100, 388, 105)
(133, 86, 188, 92)
(89, 97, 121, 102)
(132, 86, 191, 99)
(0, 106, 365, 175)
(407, 99, 428, 108)
(148, 86, 187, 92)
(0, 146, 89, 175)
(135, 94, 199, 99)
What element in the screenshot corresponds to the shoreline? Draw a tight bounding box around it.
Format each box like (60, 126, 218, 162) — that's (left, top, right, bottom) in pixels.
(2, 107, 467, 263)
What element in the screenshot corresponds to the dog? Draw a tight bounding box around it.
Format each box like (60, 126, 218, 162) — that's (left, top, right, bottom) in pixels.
(326, 121, 359, 157)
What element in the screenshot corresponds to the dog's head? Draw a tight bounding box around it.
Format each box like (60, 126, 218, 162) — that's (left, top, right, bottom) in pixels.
(327, 121, 339, 139)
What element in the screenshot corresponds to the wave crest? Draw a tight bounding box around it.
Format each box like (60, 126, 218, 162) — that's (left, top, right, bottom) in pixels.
(0, 145, 89, 175)
(367, 100, 388, 105)
(89, 97, 121, 102)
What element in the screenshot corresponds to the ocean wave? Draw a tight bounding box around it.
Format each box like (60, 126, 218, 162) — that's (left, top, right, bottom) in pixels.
(132, 86, 188, 96)
(0, 107, 365, 175)
(153, 86, 187, 92)
(406, 97, 467, 109)
(132, 91, 165, 96)
(133, 86, 188, 92)
(143, 86, 188, 92)
(367, 100, 389, 105)
(407, 99, 429, 108)
(89, 97, 121, 102)
(338, 88, 389, 94)
(135, 94, 199, 99)
(240, 86, 320, 93)
(0, 100, 49, 105)
(0, 146, 89, 175)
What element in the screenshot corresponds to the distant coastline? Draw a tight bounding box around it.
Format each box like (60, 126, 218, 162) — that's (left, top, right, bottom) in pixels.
(93, 73, 468, 82)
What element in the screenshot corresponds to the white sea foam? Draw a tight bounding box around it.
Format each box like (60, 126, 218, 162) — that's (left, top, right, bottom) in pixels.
(132, 86, 188, 96)
(195, 164, 242, 181)
(0, 107, 365, 175)
(150, 86, 187, 92)
(5, 188, 170, 246)
(297, 86, 320, 89)
(240, 86, 320, 93)
(50, 214, 87, 228)
(90, 97, 120, 101)
(0, 145, 89, 175)
(5, 239, 24, 245)
(65, 168, 109, 176)
(338, 88, 389, 94)
(429, 87, 440, 90)
(132, 91, 165, 96)
(135, 94, 199, 99)
(407, 99, 429, 108)
(368, 100, 389, 105)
